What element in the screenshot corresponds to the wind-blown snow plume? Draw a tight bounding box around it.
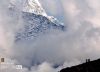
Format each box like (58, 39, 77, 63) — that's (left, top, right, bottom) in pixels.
(0, 0, 100, 72)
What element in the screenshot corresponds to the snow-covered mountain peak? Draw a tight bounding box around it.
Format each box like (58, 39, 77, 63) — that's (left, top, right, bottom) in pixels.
(9, 0, 47, 16)
(8, 0, 65, 41)
(23, 0, 47, 16)
(9, 0, 64, 26)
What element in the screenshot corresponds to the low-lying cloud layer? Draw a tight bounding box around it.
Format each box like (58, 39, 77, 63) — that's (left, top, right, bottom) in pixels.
(0, 0, 100, 72)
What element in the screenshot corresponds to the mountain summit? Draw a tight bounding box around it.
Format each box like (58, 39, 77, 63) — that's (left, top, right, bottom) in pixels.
(23, 0, 47, 16)
(9, 0, 47, 16)
(6, 0, 65, 67)
(9, 0, 65, 41)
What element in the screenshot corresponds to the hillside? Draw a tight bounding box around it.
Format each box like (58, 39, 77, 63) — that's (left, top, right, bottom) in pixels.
(60, 59, 100, 72)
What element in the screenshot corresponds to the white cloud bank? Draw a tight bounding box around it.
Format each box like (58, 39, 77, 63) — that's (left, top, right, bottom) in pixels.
(0, 0, 100, 72)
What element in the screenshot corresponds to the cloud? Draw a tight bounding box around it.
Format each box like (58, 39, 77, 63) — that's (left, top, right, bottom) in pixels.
(0, 0, 100, 72)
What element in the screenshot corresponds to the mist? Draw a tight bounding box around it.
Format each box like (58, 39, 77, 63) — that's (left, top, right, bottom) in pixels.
(0, 0, 100, 72)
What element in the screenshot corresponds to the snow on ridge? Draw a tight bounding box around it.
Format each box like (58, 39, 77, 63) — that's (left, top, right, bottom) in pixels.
(9, 0, 64, 26)
(23, 0, 47, 16)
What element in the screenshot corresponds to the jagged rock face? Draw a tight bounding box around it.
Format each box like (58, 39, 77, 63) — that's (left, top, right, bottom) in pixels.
(9, 0, 65, 41)
(15, 12, 65, 41)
